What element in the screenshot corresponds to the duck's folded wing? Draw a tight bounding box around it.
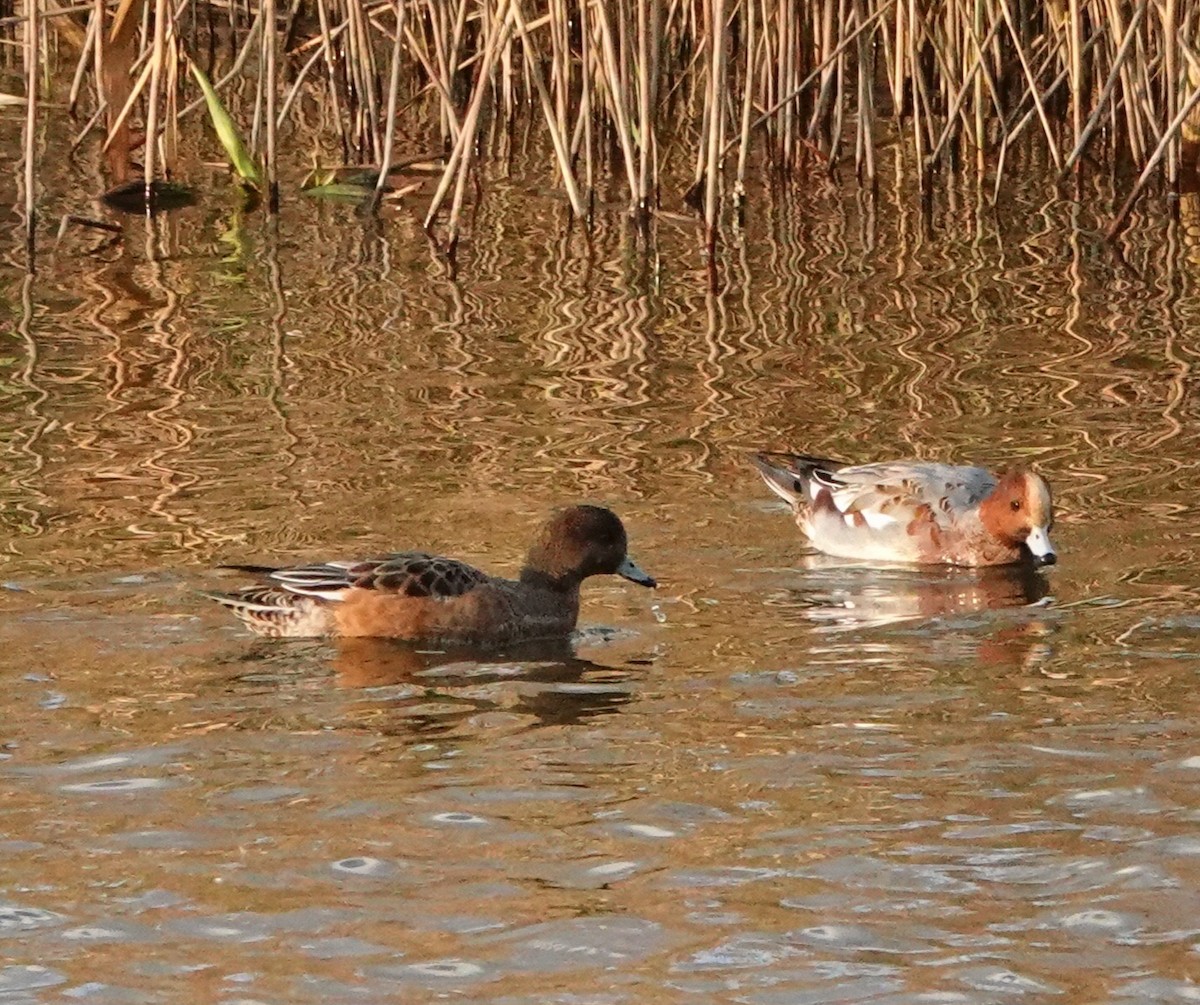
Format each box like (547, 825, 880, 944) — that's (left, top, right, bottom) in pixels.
(354, 554, 492, 599)
(822, 462, 997, 526)
(240, 553, 490, 602)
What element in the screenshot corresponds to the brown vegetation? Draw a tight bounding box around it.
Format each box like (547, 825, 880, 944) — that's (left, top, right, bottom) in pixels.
(9, 0, 1200, 258)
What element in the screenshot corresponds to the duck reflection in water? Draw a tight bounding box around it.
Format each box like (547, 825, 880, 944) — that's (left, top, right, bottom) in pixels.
(232, 635, 645, 737)
(764, 555, 1051, 632)
(342, 636, 645, 735)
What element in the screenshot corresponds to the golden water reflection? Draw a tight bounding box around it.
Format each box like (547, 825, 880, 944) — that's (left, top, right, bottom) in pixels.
(4, 144, 1200, 999)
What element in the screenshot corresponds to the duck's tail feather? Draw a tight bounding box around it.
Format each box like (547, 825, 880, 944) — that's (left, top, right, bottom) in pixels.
(750, 451, 846, 505)
(216, 563, 282, 576)
(200, 587, 331, 638)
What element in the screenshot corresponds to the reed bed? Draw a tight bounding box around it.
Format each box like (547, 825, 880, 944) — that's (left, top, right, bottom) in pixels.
(9, 0, 1200, 256)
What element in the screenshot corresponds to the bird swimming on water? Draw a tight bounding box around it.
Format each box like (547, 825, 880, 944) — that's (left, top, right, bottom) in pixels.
(204, 504, 656, 642)
(751, 450, 1056, 567)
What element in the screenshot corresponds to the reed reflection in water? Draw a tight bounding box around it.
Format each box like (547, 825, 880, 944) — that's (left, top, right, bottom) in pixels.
(2, 148, 1200, 1001)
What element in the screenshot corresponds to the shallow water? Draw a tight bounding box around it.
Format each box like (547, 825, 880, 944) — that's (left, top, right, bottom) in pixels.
(5, 131, 1200, 1001)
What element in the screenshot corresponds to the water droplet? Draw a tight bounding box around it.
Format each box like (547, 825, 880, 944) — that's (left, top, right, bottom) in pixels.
(430, 811, 488, 826)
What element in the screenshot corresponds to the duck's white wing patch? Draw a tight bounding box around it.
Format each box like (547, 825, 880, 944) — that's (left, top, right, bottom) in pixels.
(861, 509, 898, 530)
(841, 509, 899, 530)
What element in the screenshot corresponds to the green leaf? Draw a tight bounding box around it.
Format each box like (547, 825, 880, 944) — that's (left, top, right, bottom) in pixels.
(301, 182, 378, 202)
(189, 60, 263, 189)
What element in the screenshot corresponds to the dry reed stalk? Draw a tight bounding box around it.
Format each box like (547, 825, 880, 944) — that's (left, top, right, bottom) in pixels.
(164, 26, 178, 174)
(971, 0, 984, 172)
(691, 4, 705, 195)
(374, 0, 406, 202)
(703, 0, 727, 255)
(992, 27, 1101, 201)
(889, 0, 904, 119)
(263, 0, 277, 209)
(1068, 0, 1083, 163)
(853, 0, 875, 184)
(546, 0, 564, 136)
(1183, 38, 1200, 159)
(13, 0, 1198, 250)
(424, 0, 512, 250)
(447, 0, 470, 75)
(691, 28, 710, 198)
(1060, 1, 1145, 176)
(1104, 0, 1145, 164)
(278, 15, 345, 122)
(829, 0, 848, 165)
(572, 0, 594, 213)
(777, 0, 796, 161)
(807, 0, 836, 144)
(920, 8, 984, 149)
(71, 102, 107, 150)
(143, 0, 169, 203)
(906, 0, 928, 190)
(511, 0, 586, 215)
(965, 5, 1007, 151)
(495, 0, 515, 125)
(927, 10, 1004, 170)
(1163, 0, 1179, 187)
(997, 0, 1062, 169)
(727, 0, 895, 158)
(66, 5, 96, 114)
(90, 0, 105, 117)
(616, 0, 631, 136)
(178, 5, 262, 119)
(346, 0, 381, 160)
(314, 0, 348, 155)
(1109, 79, 1200, 238)
(250, 29, 265, 153)
(444, 13, 515, 254)
(635, 0, 658, 216)
(400, 18, 461, 140)
(423, 0, 454, 141)
(592, 0, 640, 207)
(734, 0, 756, 198)
(23, 0, 39, 259)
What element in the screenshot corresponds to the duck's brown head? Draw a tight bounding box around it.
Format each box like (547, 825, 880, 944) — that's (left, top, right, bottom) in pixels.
(522, 505, 656, 589)
(978, 468, 1056, 565)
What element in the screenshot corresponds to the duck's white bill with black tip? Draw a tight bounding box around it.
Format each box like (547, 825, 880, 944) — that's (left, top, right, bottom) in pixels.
(617, 556, 657, 588)
(1025, 526, 1056, 565)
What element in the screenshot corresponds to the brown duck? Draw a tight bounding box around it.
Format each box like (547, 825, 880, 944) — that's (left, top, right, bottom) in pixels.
(204, 504, 656, 642)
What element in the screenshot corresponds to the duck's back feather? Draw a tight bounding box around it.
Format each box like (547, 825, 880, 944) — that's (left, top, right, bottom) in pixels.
(226, 553, 491, 602)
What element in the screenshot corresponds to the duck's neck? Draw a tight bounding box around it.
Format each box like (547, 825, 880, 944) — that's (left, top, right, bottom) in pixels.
(519, 567, 581, 593)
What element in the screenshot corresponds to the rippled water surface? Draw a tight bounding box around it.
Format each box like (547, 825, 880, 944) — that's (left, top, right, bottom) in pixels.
(6, 138, 1200, 1002)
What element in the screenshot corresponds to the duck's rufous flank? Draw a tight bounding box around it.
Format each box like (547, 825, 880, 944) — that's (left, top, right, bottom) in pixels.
(203, 504, 656, 642)
(751, 451, 1056, 568)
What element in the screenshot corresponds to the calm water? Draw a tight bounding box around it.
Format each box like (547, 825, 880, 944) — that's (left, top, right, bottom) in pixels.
(5, 130, 1200, 1002)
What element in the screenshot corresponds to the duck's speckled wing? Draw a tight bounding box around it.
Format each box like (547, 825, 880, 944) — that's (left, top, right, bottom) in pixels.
(820, 461, 997, 523)
(241, 553, 492, 602)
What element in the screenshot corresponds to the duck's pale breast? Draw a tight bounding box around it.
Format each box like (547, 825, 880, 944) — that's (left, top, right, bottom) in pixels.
(804, 499, 1023, 567)
(803, 506, 927, 563)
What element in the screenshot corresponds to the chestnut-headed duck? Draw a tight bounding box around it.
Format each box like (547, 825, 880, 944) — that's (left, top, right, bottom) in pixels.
(204, 504, 656, 641)
(752, 451, 1056, 567)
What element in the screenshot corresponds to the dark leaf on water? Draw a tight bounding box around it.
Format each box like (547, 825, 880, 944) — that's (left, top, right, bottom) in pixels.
(99, 180, 198, 215)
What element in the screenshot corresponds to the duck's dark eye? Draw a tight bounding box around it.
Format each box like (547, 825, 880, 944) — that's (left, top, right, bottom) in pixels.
(1010, 499, 1022, 511)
